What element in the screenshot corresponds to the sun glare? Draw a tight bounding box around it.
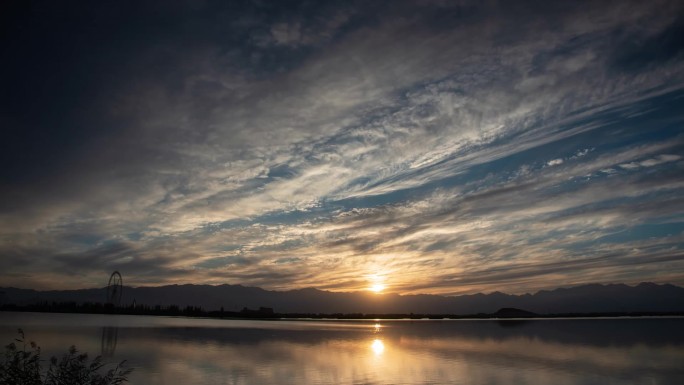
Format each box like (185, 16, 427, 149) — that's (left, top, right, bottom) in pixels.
(371, 339, 385, 355)
(370, 283, 385, 293)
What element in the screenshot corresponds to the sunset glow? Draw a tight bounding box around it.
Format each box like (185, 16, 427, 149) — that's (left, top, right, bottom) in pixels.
(1, 0, 683, 294)
(3, 3, 684, 385)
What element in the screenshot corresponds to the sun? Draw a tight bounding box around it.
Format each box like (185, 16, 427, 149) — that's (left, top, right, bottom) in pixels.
(367, 272, 387, 293)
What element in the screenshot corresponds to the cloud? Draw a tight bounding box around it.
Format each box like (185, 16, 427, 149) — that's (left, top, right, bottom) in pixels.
(1, 0, 683, 292)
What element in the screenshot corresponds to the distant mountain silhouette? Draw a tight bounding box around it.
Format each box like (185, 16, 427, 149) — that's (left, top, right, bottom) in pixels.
(1, 282, 683, 314)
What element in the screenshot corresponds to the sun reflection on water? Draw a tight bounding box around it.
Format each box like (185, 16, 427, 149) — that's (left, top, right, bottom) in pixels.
(6, 315, 681, 385)
(371, 339, 385, 356)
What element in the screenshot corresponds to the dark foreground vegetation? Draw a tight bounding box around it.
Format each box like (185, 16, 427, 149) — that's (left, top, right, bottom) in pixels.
(1, 329, 131, 385)
(2, 302, 683, 320)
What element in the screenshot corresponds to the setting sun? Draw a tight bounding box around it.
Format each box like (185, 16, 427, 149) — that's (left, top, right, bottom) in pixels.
(370, 283, 385, 293)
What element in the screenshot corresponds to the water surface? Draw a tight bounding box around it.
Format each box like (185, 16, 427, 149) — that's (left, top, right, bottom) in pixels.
(1, 312, 682, 384)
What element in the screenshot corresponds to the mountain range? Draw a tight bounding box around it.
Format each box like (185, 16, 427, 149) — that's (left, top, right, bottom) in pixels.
(1, 282, 683, 315)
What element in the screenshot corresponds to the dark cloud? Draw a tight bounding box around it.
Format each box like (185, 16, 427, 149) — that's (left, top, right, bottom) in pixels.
(407, 250, 684, 294)
(610, 16, 684, 73)
(196, 255, 253, 268)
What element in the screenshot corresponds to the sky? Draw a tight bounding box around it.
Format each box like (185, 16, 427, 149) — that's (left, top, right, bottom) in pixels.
(1, 0, 683, 295)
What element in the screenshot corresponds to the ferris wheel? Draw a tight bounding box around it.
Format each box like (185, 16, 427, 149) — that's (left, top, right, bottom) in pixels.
(106, 271, 123, 307)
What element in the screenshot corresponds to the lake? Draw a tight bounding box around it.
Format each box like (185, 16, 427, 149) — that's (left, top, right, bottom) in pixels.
(1, 312, 683, 385)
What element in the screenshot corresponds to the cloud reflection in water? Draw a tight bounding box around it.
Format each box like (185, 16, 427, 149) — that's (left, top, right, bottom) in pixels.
(2, 315, 683, 385)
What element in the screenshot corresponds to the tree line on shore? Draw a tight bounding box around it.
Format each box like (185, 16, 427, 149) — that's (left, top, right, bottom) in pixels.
(3, 301, 682, 319)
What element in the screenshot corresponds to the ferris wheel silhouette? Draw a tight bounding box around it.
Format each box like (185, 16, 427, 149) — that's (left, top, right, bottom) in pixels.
(106, 271, 123, 307)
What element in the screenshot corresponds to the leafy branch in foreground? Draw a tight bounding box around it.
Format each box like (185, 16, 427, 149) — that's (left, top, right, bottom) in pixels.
(1, 329, 132, 385)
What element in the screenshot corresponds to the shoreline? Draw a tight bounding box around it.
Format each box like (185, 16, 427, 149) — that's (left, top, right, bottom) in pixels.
(2, 306, 683, 321)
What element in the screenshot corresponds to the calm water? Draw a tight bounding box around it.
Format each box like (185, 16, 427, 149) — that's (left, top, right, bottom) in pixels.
(1, 312, 683, 385)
